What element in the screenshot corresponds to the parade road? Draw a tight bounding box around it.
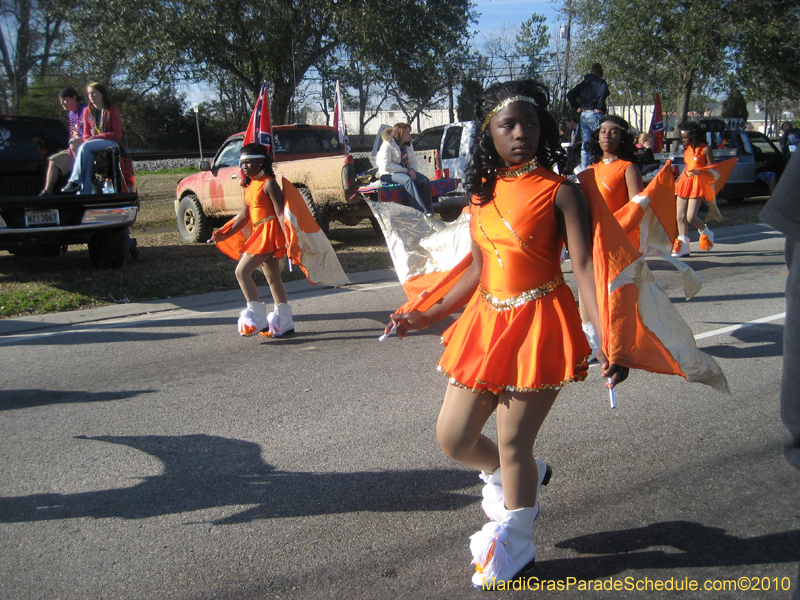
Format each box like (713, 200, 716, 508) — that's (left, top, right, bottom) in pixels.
(1, 222, 798, 599)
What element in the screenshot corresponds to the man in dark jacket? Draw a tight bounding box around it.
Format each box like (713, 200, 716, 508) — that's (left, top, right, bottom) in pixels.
(567, 63, 610, 171)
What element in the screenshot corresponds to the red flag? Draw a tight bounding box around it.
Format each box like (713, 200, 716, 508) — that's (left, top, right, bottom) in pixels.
(244, 82, 273, 151)
(649, 93, 664, 153)
(240, 82, 273, 186)
(333, 80, 348, 152)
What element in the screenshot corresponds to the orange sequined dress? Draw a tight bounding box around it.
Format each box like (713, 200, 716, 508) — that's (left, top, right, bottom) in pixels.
(588, 158, 642, 248)
(240, 174, 287, 257)
(675, 143, 715, 200)
(437, 167, 591, 394)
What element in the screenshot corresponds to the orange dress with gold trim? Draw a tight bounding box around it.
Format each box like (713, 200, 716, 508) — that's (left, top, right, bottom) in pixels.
(437, 167, 590, 394)
(587, 159, 643, 248)
(239, 174, 287, 258)
(675, 143, 715, 200)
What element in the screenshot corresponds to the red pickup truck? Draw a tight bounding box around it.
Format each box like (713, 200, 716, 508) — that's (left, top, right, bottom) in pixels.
(175, 124, 359, 241)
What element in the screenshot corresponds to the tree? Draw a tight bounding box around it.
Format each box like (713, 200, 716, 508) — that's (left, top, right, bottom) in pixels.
(0, 0, 68, 112)
(571, 0, 731, 133)
(515, 14, 550, 81)
(65, 0, 474, 126)
(720, 87, 748, 120)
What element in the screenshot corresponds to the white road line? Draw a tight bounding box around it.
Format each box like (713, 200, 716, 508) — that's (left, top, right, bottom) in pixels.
(694, 312, 785, 340)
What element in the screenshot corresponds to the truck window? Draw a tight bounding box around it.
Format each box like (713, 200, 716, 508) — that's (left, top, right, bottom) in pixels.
(736, 132, 753, 156)
(414, 128, 444, 152)
(275, 130, 326, 155)
(442, 127, 462, 160)
(215, 139, 243, 167)
(0, 120, 67, 160)
(318, 129, 342, 152)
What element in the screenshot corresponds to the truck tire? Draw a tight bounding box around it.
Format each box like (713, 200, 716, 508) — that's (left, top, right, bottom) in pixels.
(297, 187, 330, 233)
(177, 194, 213, 243)
(88, 230, 126, 269)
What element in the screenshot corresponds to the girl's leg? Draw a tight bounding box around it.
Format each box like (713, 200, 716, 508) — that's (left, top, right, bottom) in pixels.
(260, 256, 288, 305)
(495, 389, 559, 509)
(686, 197, 706, 231)
(43, 160, 62, 194)
(676, 196, 689, 238)
(436, 384, 500, 472)
(235, 253, 268, 303)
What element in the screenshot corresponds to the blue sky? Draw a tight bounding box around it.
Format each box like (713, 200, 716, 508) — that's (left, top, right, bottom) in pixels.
(470, 0, 562, 37)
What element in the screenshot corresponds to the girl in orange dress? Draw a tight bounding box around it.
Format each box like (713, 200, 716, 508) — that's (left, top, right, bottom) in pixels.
(386, 81, 628, 588)
(211, 143, 294, 337)
(673, 121, 716, 257)
(577, 115, 646, 359)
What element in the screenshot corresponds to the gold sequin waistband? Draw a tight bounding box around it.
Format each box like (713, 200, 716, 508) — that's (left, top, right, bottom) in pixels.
(254, 215, 276, 227)
(479, 274, 565, 311)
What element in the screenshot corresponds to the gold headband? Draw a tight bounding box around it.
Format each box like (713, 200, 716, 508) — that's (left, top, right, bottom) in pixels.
(603, 121, 627, 132)
(480, 95, 538, 131)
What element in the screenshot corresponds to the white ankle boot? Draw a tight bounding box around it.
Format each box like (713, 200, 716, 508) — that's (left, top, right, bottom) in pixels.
(470, 506, 538, 588)
(238, 301, 268, 336)
(263, 303, 295, 337)
(480, 458, 551, 523)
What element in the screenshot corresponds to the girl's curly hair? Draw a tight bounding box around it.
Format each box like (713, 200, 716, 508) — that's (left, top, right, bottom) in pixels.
(465, 80, 566, 205)
(679, 121, 704, 148)
(586, 115, 638, 165)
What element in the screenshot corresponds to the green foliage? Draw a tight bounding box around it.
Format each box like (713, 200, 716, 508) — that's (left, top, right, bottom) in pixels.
(721, 88, 749, 120)
(515, 14, 550, 80)
(457, 79, 483, 121)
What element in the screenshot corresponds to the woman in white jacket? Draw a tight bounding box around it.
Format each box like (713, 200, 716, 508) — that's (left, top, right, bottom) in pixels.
(377, 123, 433, 215)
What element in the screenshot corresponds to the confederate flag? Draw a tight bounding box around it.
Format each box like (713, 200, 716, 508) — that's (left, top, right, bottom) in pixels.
(244, 82, 273, 151)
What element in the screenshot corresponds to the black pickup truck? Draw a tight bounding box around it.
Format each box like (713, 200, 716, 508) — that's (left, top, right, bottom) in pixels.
(0, 114, 139, 268)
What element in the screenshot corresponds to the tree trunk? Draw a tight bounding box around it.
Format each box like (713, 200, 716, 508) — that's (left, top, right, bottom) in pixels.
(674, 68, 696, 133)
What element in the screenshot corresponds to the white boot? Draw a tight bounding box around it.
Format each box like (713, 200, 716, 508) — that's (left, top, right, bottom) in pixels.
(263, 303, 295, 337)
(480, 458, 551, 523)
(470, 506, 538, 588)
(671, 235, 691, 257)
(582, 322, 599, 363)
(238, 301, 268, 336)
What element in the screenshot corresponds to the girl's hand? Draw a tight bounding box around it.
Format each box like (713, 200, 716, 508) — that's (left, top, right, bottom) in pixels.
(211, 229, 228, 242)
(601, 361, 629, 388)
(386, 310, 429, 340)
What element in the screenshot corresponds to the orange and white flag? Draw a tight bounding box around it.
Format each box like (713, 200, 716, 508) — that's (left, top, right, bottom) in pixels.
(581, 174, 729, 392)
(281, 178, 349, 286)
(366, 198, 472, 312)
(213, 179, 349, 287)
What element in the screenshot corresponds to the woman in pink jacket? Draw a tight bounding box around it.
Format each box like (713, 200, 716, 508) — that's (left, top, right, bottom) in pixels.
(62, 82, 122, 195)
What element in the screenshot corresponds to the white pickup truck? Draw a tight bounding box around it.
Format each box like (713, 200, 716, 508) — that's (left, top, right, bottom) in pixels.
(412, 121, 476, 185)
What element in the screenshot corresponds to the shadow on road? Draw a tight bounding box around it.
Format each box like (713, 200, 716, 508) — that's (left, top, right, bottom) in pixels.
(0, 434, 477, 524)
(538, 520, 800, 579)
(0, 388, 157, 411)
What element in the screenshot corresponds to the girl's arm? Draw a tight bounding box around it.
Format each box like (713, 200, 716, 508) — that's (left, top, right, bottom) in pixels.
(264, 178, 285, 229)
(555, 182, 628, 387)
(91, 107, 122, 142)
(377, 141, 407, 174)
(388, 240, 483, 339)
(211, 206, 249, 242)
(701, 144, 714, 167)
(624, 163, 644, 201)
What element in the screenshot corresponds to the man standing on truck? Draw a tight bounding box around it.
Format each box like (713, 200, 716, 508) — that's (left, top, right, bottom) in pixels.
(567, 63, 610, 171)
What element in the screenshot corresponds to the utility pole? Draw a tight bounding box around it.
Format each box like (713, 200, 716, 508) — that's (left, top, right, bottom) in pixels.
(561, 0, 574, 114)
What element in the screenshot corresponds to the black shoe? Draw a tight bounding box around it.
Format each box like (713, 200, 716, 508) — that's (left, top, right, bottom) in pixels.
(61, 182, 80, 194)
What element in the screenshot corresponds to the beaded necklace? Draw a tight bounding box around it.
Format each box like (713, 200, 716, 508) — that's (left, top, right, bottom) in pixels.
(92, 108, 105, 135)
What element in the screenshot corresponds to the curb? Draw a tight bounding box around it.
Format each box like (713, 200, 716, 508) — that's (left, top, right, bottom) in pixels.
(0, 269, 399, 337)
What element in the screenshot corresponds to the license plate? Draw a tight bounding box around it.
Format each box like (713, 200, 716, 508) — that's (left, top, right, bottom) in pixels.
(24, 210, 60, 226)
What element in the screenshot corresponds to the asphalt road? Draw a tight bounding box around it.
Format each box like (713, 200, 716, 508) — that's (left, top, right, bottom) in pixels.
(1, 222, 798, 600)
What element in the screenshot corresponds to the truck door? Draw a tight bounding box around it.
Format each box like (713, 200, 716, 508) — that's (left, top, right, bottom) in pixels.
(206, 138, 244, 213)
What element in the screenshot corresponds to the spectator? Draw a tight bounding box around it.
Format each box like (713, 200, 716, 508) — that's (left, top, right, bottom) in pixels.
(559, 114, 580, 175)
(567, 62, 610, 171)
(780, 121, 800, 159)
(759, 150, 800, 600)
(61, 82, 121, 195)
(40, 87, 87, 195)
(376, 123, 433, 215)
(634, 132, 655, 167)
